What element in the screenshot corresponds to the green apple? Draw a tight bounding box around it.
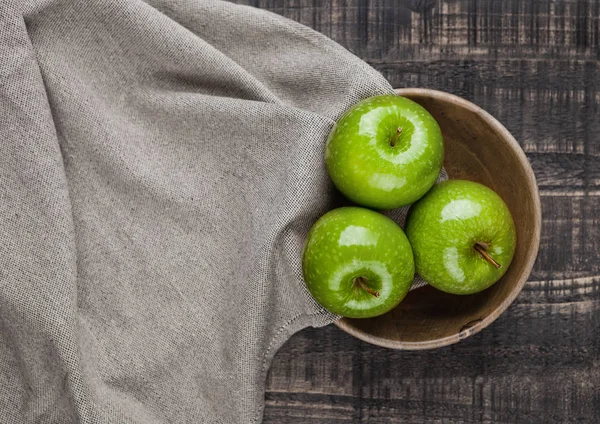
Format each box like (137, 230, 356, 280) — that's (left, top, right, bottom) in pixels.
(325, 94, 444, 209)
(302, 207, 414, 318)
(405, 180, 517, 295)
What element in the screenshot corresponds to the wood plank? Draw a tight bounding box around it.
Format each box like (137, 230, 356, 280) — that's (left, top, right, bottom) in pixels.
(534, 195, 599, 279)
(263, 195, 600, 423)
(228, 0, 600, 422)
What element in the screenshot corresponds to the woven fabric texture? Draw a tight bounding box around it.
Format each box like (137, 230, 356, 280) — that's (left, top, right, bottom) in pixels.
(1, 1, 440, 423)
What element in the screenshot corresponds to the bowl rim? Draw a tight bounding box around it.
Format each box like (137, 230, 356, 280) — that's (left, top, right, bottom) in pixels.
(334, 88, 542, 350)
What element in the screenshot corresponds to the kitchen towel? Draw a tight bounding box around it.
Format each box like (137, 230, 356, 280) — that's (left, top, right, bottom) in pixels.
(0, 1, 434, 423)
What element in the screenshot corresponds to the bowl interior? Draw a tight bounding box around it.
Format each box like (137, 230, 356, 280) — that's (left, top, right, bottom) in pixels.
(335, 88, 541, 350)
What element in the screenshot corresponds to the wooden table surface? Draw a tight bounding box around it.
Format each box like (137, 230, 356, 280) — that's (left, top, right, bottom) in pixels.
(234, 1, 600, 422)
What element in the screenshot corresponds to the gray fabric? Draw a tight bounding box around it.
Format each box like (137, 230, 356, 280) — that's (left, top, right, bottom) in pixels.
(1, 1, 391, 423)
(0, 1, 442, 423)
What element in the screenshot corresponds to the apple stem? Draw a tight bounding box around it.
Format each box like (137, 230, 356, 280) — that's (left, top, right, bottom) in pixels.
(390, 127, 403, 147)
(355, 277, 380, 298)
(474, 243, 502, 269)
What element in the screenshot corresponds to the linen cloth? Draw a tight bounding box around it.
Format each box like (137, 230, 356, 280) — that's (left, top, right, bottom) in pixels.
(0, 1, 436, 422)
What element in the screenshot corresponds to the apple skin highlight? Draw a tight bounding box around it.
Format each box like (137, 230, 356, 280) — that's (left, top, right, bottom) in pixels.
(302, 207, 414, 318)
(405, 180, 517, 295)
(325, 95, 444, 210)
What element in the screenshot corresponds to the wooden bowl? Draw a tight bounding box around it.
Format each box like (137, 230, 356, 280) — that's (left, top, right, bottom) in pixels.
(334, 88, 541, 350)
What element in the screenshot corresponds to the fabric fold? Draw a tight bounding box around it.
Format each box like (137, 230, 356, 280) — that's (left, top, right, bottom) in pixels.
(2, 1, 393, 423)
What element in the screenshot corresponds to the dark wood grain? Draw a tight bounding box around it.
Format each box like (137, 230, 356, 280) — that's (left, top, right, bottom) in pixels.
(232, 1, 600, 422)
